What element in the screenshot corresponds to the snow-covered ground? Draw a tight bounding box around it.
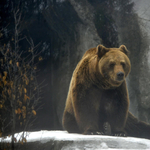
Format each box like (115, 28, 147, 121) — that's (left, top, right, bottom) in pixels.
(0, 130, 150, 150)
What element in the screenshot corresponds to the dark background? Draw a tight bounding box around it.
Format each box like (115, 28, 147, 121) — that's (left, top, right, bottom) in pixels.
(0, 0, 150, 133)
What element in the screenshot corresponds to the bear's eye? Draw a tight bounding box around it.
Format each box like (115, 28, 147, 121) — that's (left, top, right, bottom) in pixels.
(121, 62, 126, 68)
(109, 63, 115, 68)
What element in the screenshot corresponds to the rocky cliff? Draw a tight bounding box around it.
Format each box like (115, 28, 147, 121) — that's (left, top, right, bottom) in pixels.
(0, 0, 150, 133)
(42, 0, 150, 128)
(45, 0, 150, 127)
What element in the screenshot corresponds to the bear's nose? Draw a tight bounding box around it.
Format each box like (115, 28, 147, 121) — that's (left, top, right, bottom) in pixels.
(117, 72, 124, 81)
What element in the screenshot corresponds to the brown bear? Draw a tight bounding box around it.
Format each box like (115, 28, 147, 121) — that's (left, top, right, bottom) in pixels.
(62, 45, 150, 139)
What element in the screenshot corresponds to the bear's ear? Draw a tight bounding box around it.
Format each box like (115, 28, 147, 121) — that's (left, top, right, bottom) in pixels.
(96, 45, 109, 58)
(119, 45, 129, 56)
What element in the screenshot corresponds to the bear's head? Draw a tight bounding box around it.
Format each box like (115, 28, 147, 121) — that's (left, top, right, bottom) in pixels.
(96, 45, 131, 87)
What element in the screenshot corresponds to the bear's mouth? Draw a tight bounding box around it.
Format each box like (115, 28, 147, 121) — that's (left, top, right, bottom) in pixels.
(109, 78, 123, 87)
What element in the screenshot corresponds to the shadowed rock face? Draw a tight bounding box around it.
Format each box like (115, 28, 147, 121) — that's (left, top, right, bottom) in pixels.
(131, 0, 150, 123)
(0, 131, 150, 150)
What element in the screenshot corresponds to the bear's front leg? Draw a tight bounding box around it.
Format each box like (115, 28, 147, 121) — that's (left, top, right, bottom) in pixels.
(74, 101, 102, 135)
(109, 86, 129, 137)
(111, 114, 127, 137)
(110, 109, 128, 137)
(72, 84, 103, 135)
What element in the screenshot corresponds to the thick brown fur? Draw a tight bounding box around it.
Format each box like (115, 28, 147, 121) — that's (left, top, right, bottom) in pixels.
(62, 45, 150, 138)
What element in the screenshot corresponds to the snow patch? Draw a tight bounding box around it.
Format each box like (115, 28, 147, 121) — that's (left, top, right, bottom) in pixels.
(0, 131, 150, 149)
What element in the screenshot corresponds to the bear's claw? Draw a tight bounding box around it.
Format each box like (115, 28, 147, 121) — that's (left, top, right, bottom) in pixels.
(84, 131, 104, 135)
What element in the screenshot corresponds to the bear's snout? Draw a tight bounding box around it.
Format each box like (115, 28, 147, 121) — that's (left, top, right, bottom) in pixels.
(117, 72, 124, 81)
